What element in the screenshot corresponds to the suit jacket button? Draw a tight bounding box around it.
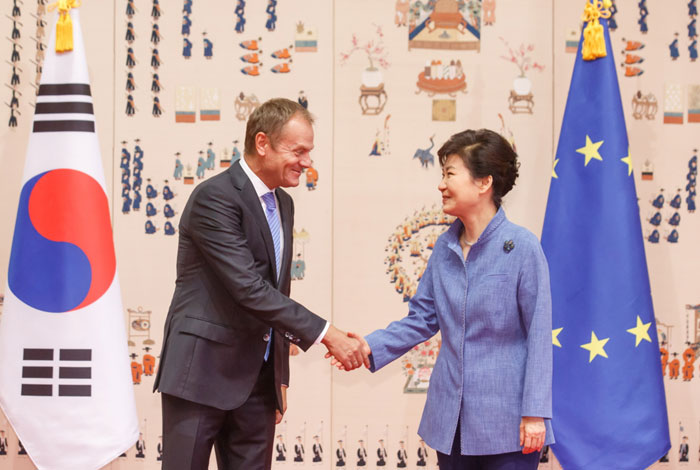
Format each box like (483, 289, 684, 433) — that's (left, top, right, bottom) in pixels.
(263, 333, 271, 342)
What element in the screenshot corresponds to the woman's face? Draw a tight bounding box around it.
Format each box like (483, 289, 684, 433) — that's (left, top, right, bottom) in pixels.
(438, 153, 489, 217)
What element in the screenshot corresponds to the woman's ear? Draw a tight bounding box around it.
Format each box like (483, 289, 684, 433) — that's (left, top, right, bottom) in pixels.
(479, 175, 494, 193)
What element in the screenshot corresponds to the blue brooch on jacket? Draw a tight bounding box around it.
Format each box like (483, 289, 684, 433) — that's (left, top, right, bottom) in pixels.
(503, 240, 515, 253)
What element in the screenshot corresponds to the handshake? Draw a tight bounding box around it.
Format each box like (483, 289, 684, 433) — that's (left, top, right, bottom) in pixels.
(321, 325, 372, 371)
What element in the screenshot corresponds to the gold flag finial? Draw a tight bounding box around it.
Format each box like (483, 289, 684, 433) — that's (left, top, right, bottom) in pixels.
(48, 0, 82, 53)
(581, 0, 612, 61)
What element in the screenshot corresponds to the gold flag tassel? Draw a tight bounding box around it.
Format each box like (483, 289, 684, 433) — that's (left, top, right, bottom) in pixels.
(48, 0, 82, 53)
(581, 0, 612, 61)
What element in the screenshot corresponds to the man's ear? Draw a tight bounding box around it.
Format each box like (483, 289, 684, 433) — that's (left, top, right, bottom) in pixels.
(255, 131, 269, 157)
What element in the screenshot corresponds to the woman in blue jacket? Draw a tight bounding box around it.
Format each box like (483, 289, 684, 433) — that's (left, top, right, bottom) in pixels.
(346, 129, 554, 470)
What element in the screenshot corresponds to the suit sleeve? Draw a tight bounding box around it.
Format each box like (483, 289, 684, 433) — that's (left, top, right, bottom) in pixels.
(276, 330, 290, 387)
(187, 184, 326, 350)
(365, 254, 439, 372)
(282, 349, 290, 387)
(517, 240, 553, 418)
(281, 195, 294, 387)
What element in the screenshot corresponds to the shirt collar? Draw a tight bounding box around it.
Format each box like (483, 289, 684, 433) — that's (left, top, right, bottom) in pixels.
(239, 155, 274, 198)
(445, 206, 507, 249)
(479, 206, 507, 242)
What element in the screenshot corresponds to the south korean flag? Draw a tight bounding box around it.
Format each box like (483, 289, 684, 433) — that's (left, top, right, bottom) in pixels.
(0, 7, 138, 470)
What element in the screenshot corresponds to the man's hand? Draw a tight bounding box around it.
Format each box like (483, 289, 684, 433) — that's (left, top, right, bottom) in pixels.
(326, 332, 372, 371)
(321, 325, 370, 370)
(275, 385, 287, 425)
(348, 332, 371, 367)
(519, 416, 545, 454)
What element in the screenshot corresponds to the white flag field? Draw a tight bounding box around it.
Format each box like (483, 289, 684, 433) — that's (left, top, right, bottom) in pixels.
(0, 8, 138, 470)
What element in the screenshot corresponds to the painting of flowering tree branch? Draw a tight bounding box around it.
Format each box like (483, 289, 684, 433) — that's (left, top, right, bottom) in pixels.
(500, 36, 545, 77)
(339, 24, 390, 71)
(339, 24, 390, 115)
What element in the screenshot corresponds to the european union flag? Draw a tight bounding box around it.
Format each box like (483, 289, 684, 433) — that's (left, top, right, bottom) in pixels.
(541, 5, 670, 469)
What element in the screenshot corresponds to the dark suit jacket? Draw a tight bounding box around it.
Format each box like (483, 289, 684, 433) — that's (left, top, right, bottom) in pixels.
(336, 448, 346, 465)
(154, 161, 327, 411)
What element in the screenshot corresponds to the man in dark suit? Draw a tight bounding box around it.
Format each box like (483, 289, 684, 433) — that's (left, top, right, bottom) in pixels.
(396, 441, 407, 468)
(135, 432, 146, 458)
(294, 436, 305, 462)
(376, 439, 387, 466)
(679, 436, 689, 462)
(154, 98, 367, 470)
(416, 439, 427, 467)
(312, 435, 323, 462)
(0, 430, 7, 455)
(335, 440, 346, 467)
(357, 440, 367, 467)
(275, 435, 286, 462)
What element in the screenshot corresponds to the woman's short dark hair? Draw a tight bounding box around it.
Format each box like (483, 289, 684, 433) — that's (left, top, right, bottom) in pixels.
(244, 98, 314, 157)
(437, 128, 520, 207)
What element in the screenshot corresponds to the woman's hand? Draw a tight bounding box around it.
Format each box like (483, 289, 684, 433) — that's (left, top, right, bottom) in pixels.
(519, 416, 545, 454)
(325, 332, 371, 371)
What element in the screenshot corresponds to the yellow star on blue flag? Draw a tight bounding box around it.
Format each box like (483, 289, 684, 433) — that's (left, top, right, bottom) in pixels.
(540, 4, 670, 469)
(552, 327, 563, 347)
(580, 331, 609, 362)
(576, 135, 604, 166)
(621, 147, 633, 176)
(627, 316, 652, 346)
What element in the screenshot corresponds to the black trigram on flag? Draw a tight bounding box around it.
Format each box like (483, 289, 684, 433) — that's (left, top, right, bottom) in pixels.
(21, 348, 92, 397)
(33, 83, 95, 133)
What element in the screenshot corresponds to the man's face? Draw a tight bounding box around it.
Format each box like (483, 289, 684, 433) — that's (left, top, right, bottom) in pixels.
(260, 114, 314, 188)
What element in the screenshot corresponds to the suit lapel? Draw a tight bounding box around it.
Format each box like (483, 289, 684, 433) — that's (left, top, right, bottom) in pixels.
(229, 162, 278, 285)
(276, 188, 293, 287)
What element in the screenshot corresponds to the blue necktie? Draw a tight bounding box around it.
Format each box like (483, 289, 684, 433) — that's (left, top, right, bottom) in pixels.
(261, 191, 281, 361)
